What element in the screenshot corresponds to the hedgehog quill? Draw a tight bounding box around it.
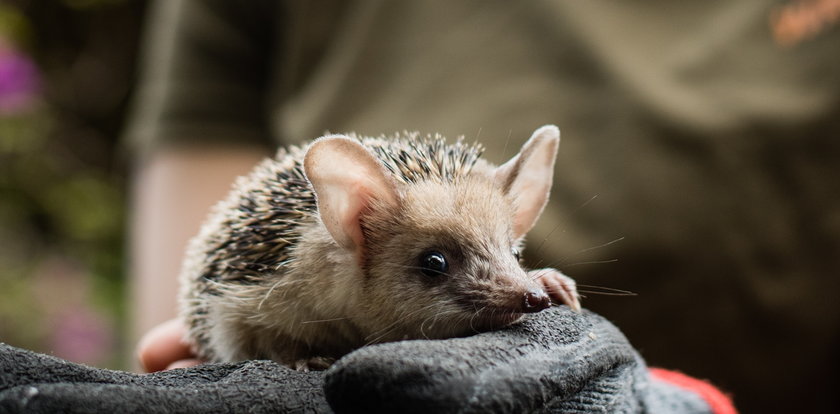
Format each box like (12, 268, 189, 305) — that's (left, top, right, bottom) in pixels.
(180, 125, 580, 370)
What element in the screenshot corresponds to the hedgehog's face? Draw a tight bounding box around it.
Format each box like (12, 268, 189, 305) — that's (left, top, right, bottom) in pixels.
(358, 178, 551, 341)
(303, 126, 560, 342)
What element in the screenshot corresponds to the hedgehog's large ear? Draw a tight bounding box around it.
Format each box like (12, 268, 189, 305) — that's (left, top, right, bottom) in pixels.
(494, 125, 560, 239)
(304, 135, 399, 251)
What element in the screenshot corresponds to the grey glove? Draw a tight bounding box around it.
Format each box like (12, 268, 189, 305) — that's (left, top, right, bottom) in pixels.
(0, 308, 720, 413)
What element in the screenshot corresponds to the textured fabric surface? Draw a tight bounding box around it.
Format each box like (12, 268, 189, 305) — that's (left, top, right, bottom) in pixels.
(0, 348, 327, 413)
(1, 308, 719, 413)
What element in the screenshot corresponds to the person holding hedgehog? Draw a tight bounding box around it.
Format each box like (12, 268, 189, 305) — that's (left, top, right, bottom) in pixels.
(123, 1, 840, 413)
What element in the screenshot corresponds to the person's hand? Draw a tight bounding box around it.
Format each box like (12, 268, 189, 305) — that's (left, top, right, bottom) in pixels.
(136, 318, 203, 372)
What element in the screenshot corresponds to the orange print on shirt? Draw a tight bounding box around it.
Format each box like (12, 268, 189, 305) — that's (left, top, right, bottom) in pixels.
(770, 0, 840, 47)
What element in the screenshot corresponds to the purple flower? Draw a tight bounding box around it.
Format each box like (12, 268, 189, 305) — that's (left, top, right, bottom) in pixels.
(49, 306, 114, 366)
(0, 43, 40, 115)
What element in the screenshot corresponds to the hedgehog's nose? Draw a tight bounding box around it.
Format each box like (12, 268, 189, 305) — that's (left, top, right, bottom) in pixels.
(522, 290, 550, 313)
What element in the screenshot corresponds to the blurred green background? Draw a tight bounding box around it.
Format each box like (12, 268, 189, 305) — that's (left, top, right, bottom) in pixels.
(0, 0, 146, 369)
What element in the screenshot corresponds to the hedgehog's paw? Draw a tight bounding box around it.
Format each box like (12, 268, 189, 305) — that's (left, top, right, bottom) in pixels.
(529, 268, 581, 313)
(293, 356, 335, 372)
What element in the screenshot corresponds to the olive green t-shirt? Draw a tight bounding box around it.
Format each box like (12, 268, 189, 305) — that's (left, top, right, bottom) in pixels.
(125, 1, 840, 412)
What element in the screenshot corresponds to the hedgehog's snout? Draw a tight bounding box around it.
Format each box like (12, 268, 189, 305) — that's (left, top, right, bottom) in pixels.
(500, 286, 550, 314)
(489, 271, 551, 315)
(522, 290, 551, 313)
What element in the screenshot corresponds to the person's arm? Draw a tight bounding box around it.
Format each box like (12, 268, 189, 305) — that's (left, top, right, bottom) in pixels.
(129, 145, 266, 365)
(124, 0, 277, 370)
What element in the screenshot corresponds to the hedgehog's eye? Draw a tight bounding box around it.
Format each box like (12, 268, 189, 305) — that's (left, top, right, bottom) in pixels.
(419, 251, 448, 277)
(512, 248, 521, 262)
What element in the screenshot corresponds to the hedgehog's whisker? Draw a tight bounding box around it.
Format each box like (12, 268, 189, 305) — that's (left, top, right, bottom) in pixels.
(530, 231, 561, 269)
(363, 301, 445, 345)
(300, 317, 350, 325)
(257, 278, 309, 311)
(530, 194, 601, 268)
(528, 268, 552, 281)
(561, 259, 619, 267)
(564, 236, 625, 258)
(535, 235, 624, 270)
(420, 305, 458, 339)
(468, 304, 489, 333)
(575, 284, 637, 296)
(424, 300, 451, 333)
(532, 194, 598, 251)
(375, 261, 454, 278)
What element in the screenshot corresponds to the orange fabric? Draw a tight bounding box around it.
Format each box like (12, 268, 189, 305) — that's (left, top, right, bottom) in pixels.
(649, 368, 738, 414)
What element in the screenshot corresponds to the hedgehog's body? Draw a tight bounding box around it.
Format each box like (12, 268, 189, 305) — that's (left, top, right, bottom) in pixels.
(180, 127, 579, 368)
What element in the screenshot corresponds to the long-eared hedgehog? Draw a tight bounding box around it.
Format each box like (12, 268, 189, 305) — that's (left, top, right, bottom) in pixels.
(179, 125, 580, 369)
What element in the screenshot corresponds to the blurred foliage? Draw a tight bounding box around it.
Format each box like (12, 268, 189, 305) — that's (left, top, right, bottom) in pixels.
(0, 0, 146, 369)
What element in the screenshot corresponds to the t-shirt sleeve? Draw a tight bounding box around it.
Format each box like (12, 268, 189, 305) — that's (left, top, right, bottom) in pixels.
(123, 0, 277, 158)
